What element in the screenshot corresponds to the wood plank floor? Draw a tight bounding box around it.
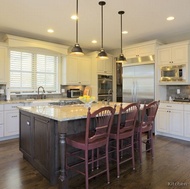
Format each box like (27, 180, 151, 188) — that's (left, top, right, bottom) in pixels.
(0, 136, 190, 189)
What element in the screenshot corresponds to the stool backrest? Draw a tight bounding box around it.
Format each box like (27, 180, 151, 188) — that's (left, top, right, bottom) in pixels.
(86, 105, 116, 144)
(117, 103, 139, 135)
(140, 100, 160, 128)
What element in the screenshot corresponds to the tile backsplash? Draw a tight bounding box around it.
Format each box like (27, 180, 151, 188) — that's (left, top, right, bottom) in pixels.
(167, 85, 190, 99)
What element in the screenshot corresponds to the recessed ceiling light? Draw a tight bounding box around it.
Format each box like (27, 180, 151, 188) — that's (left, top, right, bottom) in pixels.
(122, 31, 128, 34)
(71, 15, 78, 20)
(47, 29, 54, 33)
(92, 40, 97, 44)
(167, 16, 175, 21)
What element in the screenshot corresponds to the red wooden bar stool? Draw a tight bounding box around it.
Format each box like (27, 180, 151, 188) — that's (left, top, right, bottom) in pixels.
(109, 103, 139, 178)
(135, 100, 160, 163)
(66, 105, 116, 189)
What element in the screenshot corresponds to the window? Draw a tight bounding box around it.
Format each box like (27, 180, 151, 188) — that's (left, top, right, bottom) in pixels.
(10, 49, 59, 94)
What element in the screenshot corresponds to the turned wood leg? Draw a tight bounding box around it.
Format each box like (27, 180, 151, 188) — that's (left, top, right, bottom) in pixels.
(58, 133, 68, 189)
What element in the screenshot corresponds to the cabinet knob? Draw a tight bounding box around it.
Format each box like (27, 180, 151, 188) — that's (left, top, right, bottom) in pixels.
(26, 121, 30, 126)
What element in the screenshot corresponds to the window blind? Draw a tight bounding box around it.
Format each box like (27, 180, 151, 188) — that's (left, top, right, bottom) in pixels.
(10, 50, 59, 94)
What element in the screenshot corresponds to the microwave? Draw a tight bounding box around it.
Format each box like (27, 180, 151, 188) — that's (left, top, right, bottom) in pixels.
(160, 65, 183, 81)
(67, 89, 82, 98)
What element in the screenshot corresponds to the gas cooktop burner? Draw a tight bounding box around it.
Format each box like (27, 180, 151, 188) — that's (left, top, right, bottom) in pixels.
(173, 98, 190, 102)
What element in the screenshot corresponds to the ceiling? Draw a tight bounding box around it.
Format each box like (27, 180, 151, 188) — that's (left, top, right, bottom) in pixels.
(1, 0, 190, 51)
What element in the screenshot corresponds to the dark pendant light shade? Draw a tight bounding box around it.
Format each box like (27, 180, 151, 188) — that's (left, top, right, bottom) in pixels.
(70, 0, 84, 56)
(116, 11, 126, 63)
(97, 1, 108, 60)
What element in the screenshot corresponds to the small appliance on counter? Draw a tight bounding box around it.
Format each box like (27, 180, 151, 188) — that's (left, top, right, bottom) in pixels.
(67, 89, 83, 98)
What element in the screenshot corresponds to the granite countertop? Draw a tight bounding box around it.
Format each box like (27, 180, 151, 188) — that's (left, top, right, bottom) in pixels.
(0, 98, 75, 105)
(161, 100, 190, 104)
(17, 102, 127, 122)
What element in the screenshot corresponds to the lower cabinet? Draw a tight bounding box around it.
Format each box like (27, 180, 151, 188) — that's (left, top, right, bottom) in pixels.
(156, 103, 184, 138)
(0, 105, 3, 137)
(4, 103, 24, 137)
(19, 111, 57, 184)
(20, 112, 32, 157)
(184, 105, 190, 138)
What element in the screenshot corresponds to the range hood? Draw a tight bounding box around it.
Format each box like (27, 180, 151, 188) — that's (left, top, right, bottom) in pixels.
(124, 55, 155, 66)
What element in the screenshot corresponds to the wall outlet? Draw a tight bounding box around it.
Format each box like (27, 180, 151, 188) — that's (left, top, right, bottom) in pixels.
(61, 89, 65, 93)
(177, 89, 180, 94)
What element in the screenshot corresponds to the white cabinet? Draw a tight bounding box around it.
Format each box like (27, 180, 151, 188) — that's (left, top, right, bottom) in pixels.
(4, 103, 24, 136)
(124, 43, 155, 59)
(184, 105, 190, 138)
(97, 55, 113, 74)
(156, 103, 184, 137)
(62, 56, 91, 85)
(0, 44, 8, 83)
(0, 105, 3, 138)
(158, 42, 189, 66)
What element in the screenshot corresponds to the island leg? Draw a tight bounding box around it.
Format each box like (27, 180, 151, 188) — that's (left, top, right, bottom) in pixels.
(58, 121, 69, 189)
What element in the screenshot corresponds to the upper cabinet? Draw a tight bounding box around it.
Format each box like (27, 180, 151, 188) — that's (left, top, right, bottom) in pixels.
(0, 43, 8, 83)
(62, 56, 91, 85)
(158, 42, 189, 66)
(97, 55, 113, 75)
(123, 40, 161, 59)
(124, 44, 155, 59)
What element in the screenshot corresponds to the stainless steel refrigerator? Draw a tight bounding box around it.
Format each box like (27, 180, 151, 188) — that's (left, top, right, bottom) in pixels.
(122, 64, 154, 103)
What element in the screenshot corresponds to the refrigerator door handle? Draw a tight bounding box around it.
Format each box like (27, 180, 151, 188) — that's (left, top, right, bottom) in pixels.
(132, 80, 135, 102)
(133, 80, 136, 102)
(135, 80, 137, 102)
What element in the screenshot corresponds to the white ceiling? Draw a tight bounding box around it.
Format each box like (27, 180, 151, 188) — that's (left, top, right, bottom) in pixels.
(1, 0, 190, 51)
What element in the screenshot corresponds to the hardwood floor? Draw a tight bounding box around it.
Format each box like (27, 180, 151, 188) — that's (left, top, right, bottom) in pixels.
(0, 136, 190, 189)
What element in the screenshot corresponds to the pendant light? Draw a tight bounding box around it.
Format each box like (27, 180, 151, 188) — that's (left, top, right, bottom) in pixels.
(70, 0, 84, 56)
(116, 11, 126, 63)
(97, 1, 108, 60)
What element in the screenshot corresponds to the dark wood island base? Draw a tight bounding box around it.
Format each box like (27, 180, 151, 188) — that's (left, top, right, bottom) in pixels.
(19, 110, 87, 188)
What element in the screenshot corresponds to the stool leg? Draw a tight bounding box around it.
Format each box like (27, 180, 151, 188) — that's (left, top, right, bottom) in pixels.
(85, 150, 89, 189)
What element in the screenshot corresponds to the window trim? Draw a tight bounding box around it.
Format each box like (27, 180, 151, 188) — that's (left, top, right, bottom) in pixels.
(9, 47, 61, 95)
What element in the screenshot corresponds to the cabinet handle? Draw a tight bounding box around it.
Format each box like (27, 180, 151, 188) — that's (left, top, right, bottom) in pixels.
(11, 115, 18, 118)
(11, 106, 17, 108)
(166, 106, 172, 107)
(26, 121, 30, 126)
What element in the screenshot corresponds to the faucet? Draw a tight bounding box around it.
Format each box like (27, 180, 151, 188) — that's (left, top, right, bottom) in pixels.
(37, 86, 46, 99)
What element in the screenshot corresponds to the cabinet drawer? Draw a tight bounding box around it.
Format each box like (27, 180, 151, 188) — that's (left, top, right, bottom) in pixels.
(4, 103, 24, 111)
(159, 103, 183, 110)
(0, 105, 3, 111)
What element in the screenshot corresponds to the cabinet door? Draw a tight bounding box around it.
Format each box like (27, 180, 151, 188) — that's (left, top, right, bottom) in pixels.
(97, 57, 113, 74)
(172, 45, 188, 64)
(4, 110, 19, 136)
(184, 111, 190, 138)
(78, 57, 91, 85)
(138, 44, 155, 57)
(0, 112, 3, 137)
(105, 56, 113, 74)
(156, 109, 169, 133)
(124, 47, 138, 59)
(0, 46, 7, 82)
(20, 112, 32, 157)
(158, 47, 172, 66)
(169, 110, 183, 136)
(65, 57, 78, 84)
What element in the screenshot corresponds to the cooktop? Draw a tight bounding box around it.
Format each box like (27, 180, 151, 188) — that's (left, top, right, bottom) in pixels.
(173, 98, 190, 102)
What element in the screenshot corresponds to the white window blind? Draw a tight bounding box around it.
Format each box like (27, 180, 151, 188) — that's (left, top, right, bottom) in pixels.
(10, 50, 59, 94)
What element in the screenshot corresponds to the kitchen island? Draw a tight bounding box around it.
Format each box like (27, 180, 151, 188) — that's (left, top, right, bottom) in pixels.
(18, 102, 122, 187)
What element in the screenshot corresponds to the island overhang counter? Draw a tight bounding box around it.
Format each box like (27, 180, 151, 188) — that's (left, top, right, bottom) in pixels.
(18, 102, 124, 187)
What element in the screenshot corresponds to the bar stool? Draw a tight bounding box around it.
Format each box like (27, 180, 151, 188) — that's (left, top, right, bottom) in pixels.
(135, 100, 160, 163)
(66, 105, 116, 189)
(109, 103, 139, 178)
